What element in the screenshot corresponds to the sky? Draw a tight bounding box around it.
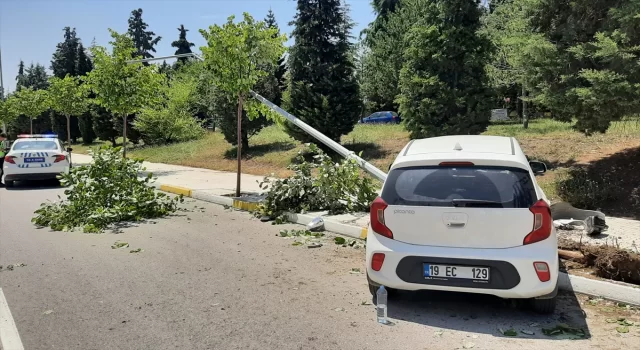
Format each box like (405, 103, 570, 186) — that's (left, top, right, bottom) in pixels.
(0, 0, 376, 94)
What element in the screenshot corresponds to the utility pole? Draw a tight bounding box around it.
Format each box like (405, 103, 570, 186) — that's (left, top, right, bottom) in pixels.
(0, 45, 6, 134)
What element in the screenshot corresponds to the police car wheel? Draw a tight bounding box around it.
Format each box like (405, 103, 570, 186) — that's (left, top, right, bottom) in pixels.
(4, 180, 14, 188)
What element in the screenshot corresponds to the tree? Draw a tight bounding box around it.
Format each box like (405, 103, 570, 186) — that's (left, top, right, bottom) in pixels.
(127, 8, 161, 62)
(76, 43, 93, 76)
(91, 106, 118, 146)
(48, 75, 90, 159)
(285, 0, 362, 143)
(171, 25, 195, 64)
(135, 68, 204, 145)
(200, 13, 286, 196)
(11, 87, 49, 134)
(85, 29, 164, 157)
(51, 27, 80, 78)
(0, 95, 18, 127)
(397, 0, 493, 138)
(24, 63, 50, 90)
(265, 9, 287, 106)
(15, 60, 27, 91)
(526, 0, 640, 133)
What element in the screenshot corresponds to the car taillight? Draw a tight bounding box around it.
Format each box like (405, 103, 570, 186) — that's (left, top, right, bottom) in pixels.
(533, 262, 550, 282)
(370, 197, 393, 239)
(4, 156, 16, 164)
(371, 253, 385, 271)
(54, 155, 66, 163)
(523, 200, 552, 245)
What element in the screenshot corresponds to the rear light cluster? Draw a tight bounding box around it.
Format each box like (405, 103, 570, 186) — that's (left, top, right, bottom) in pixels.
(370, 197, 393, 239)
(523, 200, 552, 245)
(4, 156, 16, 164)
(53, 155, 66, 163)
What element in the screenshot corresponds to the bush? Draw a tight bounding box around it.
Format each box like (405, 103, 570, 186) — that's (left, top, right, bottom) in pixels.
(555, 167, 616, 209)
(135, 108, 204, 145)
(32, 146, 182, 233)
(258, 144, 378, 218)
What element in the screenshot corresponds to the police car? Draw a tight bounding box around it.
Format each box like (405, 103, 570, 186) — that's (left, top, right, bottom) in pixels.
(2, 134, 71, 187)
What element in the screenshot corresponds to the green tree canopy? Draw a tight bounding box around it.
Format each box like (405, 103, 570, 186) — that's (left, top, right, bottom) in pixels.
(11, 87, 50, 134)
(15, 60, 27, 91)
(127, 8, 162, 62)
(397, 0, 492, 138)
(24, 63, 49, 90)
(48, 75, 90, 147)
(51, 27, 80, 78)
(0, 95, 19, 126)
(171, 24, 195, 64)
(199, 12, 285, 120)
(285, 0, 362, 143)
(84, 29, 164, 156)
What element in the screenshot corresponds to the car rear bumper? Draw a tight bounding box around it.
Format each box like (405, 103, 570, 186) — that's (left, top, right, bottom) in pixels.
(3, 163, 69, 182)
(3, 172, 64, 181)
(366, 229, 558, 299)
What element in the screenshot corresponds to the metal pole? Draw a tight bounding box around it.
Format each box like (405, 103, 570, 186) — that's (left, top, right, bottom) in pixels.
(250, 91, 388, 182)
(236, 93, 243, 197)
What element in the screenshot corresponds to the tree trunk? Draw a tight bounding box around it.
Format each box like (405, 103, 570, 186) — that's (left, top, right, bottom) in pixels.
(122, 115, 128, 158)
(236, 93, 244, 198)
(522, 85, 529, 129)
(66, 115, 72, 166)
(30, 118, 33, 134)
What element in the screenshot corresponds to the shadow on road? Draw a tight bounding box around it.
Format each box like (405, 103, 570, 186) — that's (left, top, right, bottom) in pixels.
(3, 179, 64, 191)
(387, 290, 589, 339)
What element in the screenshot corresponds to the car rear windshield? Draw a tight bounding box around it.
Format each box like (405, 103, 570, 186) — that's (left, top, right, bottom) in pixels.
(12, 141, 59, 151)
(382, 166, 538, 208)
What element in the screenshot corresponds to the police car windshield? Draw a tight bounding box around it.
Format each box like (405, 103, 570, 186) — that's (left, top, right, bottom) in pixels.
(13, 140, 59, 151)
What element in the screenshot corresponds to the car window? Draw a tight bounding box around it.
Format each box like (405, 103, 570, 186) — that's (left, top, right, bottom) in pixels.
(382, 166, 537, 208)
(12, 141, 60, 151)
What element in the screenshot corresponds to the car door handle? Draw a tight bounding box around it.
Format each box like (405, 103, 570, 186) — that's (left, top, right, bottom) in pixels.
(447, 222, 466, 227)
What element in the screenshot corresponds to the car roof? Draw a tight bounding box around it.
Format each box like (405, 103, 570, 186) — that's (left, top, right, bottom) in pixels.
(393, 135, 530, 170)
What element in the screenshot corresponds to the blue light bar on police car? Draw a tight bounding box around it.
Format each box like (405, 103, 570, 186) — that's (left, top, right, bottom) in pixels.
(17, 134, 59, 138)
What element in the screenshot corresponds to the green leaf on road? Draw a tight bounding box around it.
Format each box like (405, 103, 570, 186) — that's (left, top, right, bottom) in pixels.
(291, 241, 303, 246)
(334, 237, 346, 245)
(129, 248, 142, 253)
(111, 241, 129, 249)
(521, 330, 535, 335)
(499, 328, 518, 336)
(616, 326, 629, 333)
(279, 230, 289, 237)
(541, 324, 587, 339)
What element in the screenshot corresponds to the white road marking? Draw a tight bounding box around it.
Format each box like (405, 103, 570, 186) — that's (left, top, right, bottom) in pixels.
(0, 288, 24, 350)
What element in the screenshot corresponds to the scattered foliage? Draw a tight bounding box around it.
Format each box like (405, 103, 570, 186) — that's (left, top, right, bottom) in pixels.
(32, 146, 182, 233)
(258, 144, 378, 218)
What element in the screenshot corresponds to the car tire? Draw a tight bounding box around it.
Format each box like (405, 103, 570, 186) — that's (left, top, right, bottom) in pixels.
(4, 180, 14, 188)
(530, 296, 557, 314)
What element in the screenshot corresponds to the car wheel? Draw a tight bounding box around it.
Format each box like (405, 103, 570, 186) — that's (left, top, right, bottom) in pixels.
(530, 296, 557, 314)
(4, 180, 14, 188)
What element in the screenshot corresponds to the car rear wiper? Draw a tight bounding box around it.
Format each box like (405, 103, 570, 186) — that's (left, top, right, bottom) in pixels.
(451, 199, 504, 208)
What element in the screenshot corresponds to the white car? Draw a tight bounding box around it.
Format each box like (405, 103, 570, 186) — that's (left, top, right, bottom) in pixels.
(366, 135, 558, 313)
(2, 135, 71, 187)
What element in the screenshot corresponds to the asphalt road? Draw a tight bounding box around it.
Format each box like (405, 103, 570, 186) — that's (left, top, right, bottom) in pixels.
(0, 182, 638, 350)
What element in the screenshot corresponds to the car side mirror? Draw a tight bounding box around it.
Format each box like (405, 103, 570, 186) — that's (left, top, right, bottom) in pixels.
(529, 161, 547, 174)
(67, 147, 73, 152)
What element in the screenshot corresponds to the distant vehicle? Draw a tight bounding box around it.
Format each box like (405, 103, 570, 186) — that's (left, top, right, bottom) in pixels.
(2, 134, 71, 188)
(366, 135, 558, 313)
(361, 111, 401, 124)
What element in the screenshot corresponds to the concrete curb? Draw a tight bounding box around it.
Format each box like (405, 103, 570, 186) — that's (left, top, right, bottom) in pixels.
(153, 182, 640, 307)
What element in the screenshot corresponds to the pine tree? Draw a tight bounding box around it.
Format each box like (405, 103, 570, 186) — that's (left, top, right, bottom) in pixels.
(285, 0, 362, 143)
(15, 60, 27, 91)
(127, 8, 161, 61)
(171, 25, 195, 64)
(265, 9, 287, 106)
(397, 0, 492, 138)
(25, 63, 49, 90)
(76, 43, 93, 76)
(51, 27, 80, 78)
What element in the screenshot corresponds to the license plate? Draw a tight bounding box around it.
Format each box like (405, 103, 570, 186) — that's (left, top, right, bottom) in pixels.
(423, 264, 489, 281)
(24, 157, 45, 163)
